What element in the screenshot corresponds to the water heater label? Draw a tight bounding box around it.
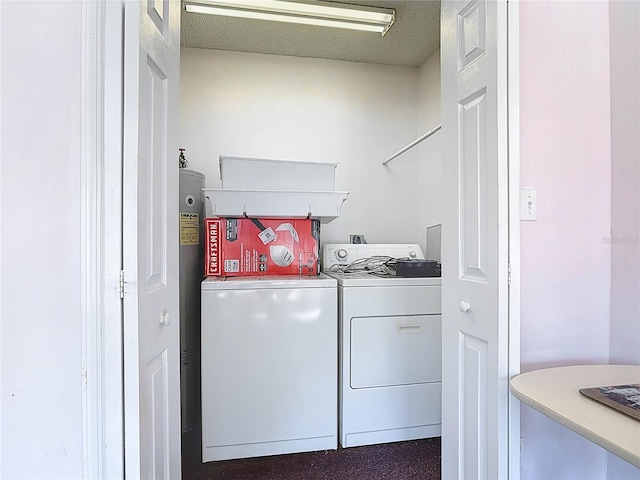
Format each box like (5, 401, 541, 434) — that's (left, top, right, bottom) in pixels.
(180, 213, 200, 246)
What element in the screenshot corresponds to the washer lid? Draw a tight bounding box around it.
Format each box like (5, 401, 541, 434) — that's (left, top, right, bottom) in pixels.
(201, 273, 337, 290)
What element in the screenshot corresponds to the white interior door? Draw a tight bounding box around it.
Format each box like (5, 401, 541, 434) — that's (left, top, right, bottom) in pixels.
(122, 0, 181, 477)
(440, 0, 510, 479)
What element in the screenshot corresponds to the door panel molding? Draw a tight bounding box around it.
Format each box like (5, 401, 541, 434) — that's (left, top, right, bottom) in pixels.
(458, 0, 487, 70)
(141, 56, 169, 290)
(459, 331, 489, 479)
(459, 87, 489, 282)
(146, 0, 169, 37)
(147, 349, 170, 479)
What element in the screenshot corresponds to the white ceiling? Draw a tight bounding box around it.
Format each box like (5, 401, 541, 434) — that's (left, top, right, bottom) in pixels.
(181, 0, 441, 68)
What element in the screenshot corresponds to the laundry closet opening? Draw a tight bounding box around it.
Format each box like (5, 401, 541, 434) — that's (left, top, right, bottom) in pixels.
(177, 1, 444, 476)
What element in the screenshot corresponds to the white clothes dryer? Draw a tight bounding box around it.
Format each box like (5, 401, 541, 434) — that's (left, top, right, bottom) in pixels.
(201, 274, 338, 462)
(322, 244, 442, 448)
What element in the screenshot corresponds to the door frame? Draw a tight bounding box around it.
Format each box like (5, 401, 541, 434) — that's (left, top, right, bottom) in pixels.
(81, 0, 521, 476)
(506, 1, 521, 477)
(81, 0, 125, 477)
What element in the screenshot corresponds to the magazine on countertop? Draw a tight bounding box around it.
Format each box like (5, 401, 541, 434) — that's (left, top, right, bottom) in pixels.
(579, 384, 640, 421)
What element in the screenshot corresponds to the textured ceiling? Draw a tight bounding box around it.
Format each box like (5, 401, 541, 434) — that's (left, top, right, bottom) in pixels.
(181, 0, 441, 68)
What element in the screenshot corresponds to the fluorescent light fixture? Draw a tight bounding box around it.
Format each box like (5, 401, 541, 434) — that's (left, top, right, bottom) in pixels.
(184, 0, 396, 36)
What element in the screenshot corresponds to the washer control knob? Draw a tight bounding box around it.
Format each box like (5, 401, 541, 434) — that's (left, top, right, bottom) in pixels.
(336, 249, 348, 261)
(409, 251, 417, 258)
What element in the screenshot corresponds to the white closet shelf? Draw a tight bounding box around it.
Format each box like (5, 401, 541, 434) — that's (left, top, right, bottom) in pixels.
(203, 189, 349, 223)
(219, 155, 338, 191)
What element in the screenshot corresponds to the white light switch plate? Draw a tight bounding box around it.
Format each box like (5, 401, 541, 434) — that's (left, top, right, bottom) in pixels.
(520, 188, 537, 221)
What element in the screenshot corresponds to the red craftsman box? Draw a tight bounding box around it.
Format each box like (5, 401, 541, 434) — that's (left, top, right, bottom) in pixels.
(204, 217, 320, 276)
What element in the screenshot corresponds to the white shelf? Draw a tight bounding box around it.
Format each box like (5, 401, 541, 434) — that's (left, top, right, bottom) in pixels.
(203, 189, 349, 223)
(219, 155, 338, 192)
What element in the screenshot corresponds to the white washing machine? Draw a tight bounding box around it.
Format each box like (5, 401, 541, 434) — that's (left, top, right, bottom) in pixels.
(201, 274, 338, 462)
(322, 244, 442, 448)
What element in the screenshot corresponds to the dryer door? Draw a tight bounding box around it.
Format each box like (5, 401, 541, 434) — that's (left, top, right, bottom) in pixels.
(350, 314, 442, 388)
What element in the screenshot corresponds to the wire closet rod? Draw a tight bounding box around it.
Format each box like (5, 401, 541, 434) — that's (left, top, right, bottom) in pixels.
(382, 124, 442, 166)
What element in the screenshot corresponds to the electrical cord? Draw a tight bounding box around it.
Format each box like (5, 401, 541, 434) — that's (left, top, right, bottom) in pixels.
(328, 256, 413, 276)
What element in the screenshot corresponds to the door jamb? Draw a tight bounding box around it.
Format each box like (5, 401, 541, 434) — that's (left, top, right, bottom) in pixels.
(84, 0, 522, 477)
(507, 0, 521, 478)
(81, 0, 124, 477)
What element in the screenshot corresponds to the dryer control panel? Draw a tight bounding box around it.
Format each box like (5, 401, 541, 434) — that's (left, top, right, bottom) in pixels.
(322, 243, 424, 270)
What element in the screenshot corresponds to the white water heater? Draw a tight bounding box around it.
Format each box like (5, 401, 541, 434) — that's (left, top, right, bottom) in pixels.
(179, 169, 205, 433)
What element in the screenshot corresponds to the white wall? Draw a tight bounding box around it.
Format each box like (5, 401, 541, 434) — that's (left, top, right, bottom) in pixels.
(179, 48, 429, 246)
(609, 0, 640, 366)
(519, 1, 615, 479)
(520, 0, 612, 370)
(0, 1, 85, 478)
(607, 2, 640, 479)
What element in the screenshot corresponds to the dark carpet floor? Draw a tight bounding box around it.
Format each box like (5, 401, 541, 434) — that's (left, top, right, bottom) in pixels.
(182, 437, 441, 480)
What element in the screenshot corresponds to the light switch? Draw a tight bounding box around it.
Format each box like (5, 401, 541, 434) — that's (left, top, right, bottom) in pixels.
(520, 188, 537, 221)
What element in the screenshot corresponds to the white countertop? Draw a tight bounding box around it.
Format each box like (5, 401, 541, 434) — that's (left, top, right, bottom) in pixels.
(510, 365, 640, 468)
